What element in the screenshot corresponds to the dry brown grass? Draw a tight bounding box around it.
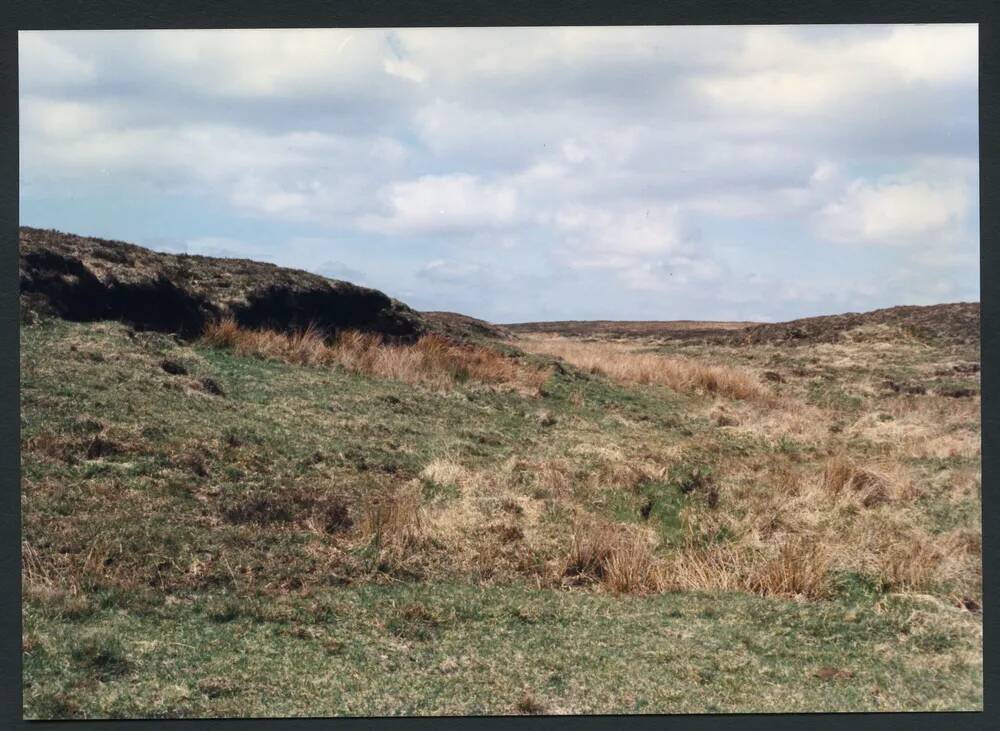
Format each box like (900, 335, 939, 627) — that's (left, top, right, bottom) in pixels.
(660, 444, 966, 600)
(202, 318, 548, 391)
(602, 534, 662, 594)
(710, 397, 832, 444)
(201, 318, 329, 365)
(865, 528, 980, 594)
(392, 429, 969, 601)
(359, 488, 424, 551)
(22, 534, 144, 609)
(22, 540, 57, 592)
(518, 336, 771, 402)
(847, 396, 981, 461)
(565, 522, 663, 594)
(420, 456, 472, 492)
(822, 455, 899, 508)
(747, 539, 833, 598)
(351, 487, 433, 578)
(876, 536, 947, 592)
(664, 538, 832, 599)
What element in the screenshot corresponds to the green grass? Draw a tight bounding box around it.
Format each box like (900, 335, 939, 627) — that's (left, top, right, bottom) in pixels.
(23, 583, 982, 718)
(20, 317, 983, 717)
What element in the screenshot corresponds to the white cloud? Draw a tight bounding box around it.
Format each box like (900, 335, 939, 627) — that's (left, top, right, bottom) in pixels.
(693, 24, 977, 119)
(816, 174, 970, 246)
(418, 259, 490, 283)
(143, 29, 389, 98)
(555, 205, 687, 266)
(866, 24, 978, 84)
(317, 260, 366, 283)
(20, 96, 109, 139)
(695, 69, 846, 115)
(616, 257, 723, 291)
(550, 204, 724, 294)
(360, 174, 519, 235)
(19, 33, 96, 87)
(384, 58, 427, 84)
(22, 116, 411, 224)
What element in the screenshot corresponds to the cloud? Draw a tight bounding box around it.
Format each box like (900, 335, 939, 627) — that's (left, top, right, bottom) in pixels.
(816, 173, 970, 246)
(316, 260, 367, 283)
(142, 29, 393, 99)
(20, 97, 109, 139)
(550, 204, 728, 296)
(616, 257, 723, 291)
(360, 174, 519, 235)
(18, 25, 979, 322)
(19, 33, 96, 88)
(384, 58, 427, 84)
(22, 113, 411, 225)
(555, 205, 688, 267)
(868, 24, 978, 84)
(418, 259, 491, 284)
(694, 24, 977, 118)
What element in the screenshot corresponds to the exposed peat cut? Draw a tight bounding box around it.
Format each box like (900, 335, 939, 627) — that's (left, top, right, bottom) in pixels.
(19, 227, 428, 340)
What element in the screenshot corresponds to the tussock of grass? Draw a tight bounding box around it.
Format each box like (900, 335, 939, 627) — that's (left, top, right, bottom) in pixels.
(822, 455, 900, 508)
(357, 487, 430, 577)
(362, 489, 423, 545)
(519, 336, 771, 402)
(565, 522, 663, 595)
(202, 318, 548, 391)
(664, 538, 832, 599)
(602, 533, 663, 595)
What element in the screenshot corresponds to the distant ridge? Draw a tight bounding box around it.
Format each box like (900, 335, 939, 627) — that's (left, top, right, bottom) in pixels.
(504, 303, 979, 346)
(738, 302, 980, 346)
(504, 319, 755, 340)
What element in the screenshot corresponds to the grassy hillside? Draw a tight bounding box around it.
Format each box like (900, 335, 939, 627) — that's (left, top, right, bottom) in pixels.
(21, 315, 982, 717)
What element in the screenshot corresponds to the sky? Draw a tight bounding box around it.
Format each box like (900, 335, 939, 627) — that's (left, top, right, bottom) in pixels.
(19, 25, 979, 323)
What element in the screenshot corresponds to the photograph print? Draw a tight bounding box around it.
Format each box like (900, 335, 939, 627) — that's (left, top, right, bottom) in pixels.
(19, 24, 982, 717)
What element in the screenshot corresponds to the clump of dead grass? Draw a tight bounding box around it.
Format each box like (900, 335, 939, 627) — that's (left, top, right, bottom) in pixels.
(822, 455, 911, 507)
(664, 538, 833, 599)
(360, 489, 424, 547)
(564, 521, 663, 594)
(747, 539, 833, 598)
(519, 336, 771, 402)
(202, 318, 548, 391)
(603, 534, 662, 594)
(876, 537, 946, 592)
(23, 540, 62, 595)
(218, 486, 353, 534)
(202, 318, 330, 365)
(862, 527, 979, 594)
(355, 487, 431, 579)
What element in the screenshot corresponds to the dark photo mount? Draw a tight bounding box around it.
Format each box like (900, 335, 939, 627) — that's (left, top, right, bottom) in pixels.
(2, 2, 997, 730)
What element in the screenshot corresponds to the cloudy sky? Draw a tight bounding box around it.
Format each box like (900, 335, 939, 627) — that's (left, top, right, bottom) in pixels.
(19, 25, 979, 323)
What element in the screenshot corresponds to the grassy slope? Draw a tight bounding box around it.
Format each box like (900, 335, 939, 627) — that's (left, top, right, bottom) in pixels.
(21, 318, 982, 717)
